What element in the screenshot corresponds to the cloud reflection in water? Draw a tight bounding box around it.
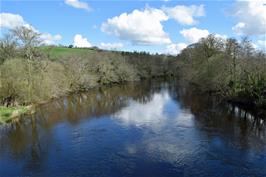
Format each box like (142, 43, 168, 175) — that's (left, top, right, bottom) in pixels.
(113, 90, 194, 129)
(113, 91, 172, 129)
(113, 90, 198, 168)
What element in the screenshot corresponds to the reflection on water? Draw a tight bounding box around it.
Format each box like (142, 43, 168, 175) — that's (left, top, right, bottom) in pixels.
(114, 91, 173, 129)
(0, 80, 266, 177)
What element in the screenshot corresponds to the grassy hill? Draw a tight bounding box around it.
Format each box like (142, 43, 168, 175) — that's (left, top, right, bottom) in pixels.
(39, 46, 98, 59)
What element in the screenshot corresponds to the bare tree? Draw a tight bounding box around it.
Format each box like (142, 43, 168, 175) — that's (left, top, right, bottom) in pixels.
(11, 26, 41, 60)
(199, 34, 224, 58)
(0, 33, 17, 64)
(11, 26, 42, 100)
(240, 36, 254, 59)
(225, 38, 241, 91)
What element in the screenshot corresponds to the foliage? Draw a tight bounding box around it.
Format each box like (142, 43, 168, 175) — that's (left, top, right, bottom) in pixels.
(0, 58, 70, 105)
(1, 26, 264, 114)
(0, 27, 175, 109)
(177, 34, 266, 107)
(0, 33, 18, 64)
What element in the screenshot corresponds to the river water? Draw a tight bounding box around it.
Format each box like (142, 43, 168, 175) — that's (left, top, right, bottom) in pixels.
(0, 80, 265, 177)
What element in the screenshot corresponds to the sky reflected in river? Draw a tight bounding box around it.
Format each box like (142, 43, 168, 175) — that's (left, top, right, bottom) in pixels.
(0, 80, 265, 177)
(114, 91, 173, 128)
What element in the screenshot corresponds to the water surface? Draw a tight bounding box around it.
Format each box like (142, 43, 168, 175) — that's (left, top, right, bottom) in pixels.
(0, 80, 265, 177)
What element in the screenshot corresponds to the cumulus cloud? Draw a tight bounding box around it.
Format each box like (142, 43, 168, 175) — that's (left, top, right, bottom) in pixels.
(256, 39, 266, 51)
(0, 13, 62, 45)
(232, 0, 266, 35)
(214, 33, 227, 40)
(0, 13, 26, 28)
(65, 0, 90, 11)
(166, 43, 187, 55)
(257, 40, 266, 47)
(101, 7, 171, 45)
(180, 27, 209, 43)
(232, 22, 245, 35)
(40, 34, 62, 45)
(73, 34, 92, 48)
(99, 42, 123, 50)
(162, 5, 205, 25)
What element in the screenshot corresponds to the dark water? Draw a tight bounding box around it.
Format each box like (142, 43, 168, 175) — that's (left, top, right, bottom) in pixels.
(0, 80, 266, 177)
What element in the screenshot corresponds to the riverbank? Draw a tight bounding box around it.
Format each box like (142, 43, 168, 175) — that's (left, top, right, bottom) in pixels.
(1, 79, 265, 177)
(227, 99, 266, 119)
(1, 27, 265, 123)
(0, 105, 35, 123)
(0, 76, 173, 124)
(179, 82, 266, 119)
(0, 45, 176, 124)
(176, 35, 266, 112)
(1, 77, 265, 124)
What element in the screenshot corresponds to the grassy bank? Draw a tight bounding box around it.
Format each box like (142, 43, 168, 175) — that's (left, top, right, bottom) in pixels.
(0, 106, 29, 123)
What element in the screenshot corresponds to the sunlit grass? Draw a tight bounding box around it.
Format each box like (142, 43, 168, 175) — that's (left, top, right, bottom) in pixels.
(40, 46, 96, 59)
(0, 106, 28, 123)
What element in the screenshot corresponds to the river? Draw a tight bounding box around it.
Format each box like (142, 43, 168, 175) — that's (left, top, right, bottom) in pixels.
(0, 80, 265, 177)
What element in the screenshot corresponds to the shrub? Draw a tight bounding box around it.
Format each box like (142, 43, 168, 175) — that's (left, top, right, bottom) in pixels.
(0, 58, 70, 105)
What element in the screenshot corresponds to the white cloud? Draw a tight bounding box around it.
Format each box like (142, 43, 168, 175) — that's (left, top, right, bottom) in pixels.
(232, 0, 266, 35)
(257, 40, 266, 47)
(40, 34, 62, 45)
(99, 42, 123, 50)
(22, 24, 38, 32)
(0, 13, 26, 29)
(179, 27, 227, 45)
(65, 0, 90, 11)
(73, 34, 92, 48)
(166, 43, 187, 55)
(0, 13, 62, 45)
(0, 13, 37, 32)
(162, 5, 205, 25)
(180, 27, 209, 43)
(251, 42, 258, 49)
(256, 39, 266, 51)
(232, 22, 245, 35)
(101, 7, 171, 45)
(214, 33, 227, 40)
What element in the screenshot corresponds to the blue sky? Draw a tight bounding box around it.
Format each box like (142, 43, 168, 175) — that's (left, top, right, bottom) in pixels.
(1, 0, 265, 54)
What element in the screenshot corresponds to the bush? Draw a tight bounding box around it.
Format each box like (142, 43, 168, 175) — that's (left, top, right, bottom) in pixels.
(61, 56, 98, 91)
(0, 58, 70, 105)
(0, 58, 29, 105)
(95, 53, 139, 84)
(0, 27, 177, 107)
(177, 34, 266, 107)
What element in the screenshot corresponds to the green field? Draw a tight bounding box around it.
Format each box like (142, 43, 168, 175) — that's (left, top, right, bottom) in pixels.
(40, 46, 97, 59)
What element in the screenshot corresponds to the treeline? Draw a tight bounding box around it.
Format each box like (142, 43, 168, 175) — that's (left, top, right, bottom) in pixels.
(0, 27, 176, 107)
(176, 34, 266, 108)
(1, 26, 265, 110)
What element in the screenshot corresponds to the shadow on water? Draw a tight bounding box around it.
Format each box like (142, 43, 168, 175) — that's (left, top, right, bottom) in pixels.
(0, 79, 265, 177)
(173, 85, 266, 149)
